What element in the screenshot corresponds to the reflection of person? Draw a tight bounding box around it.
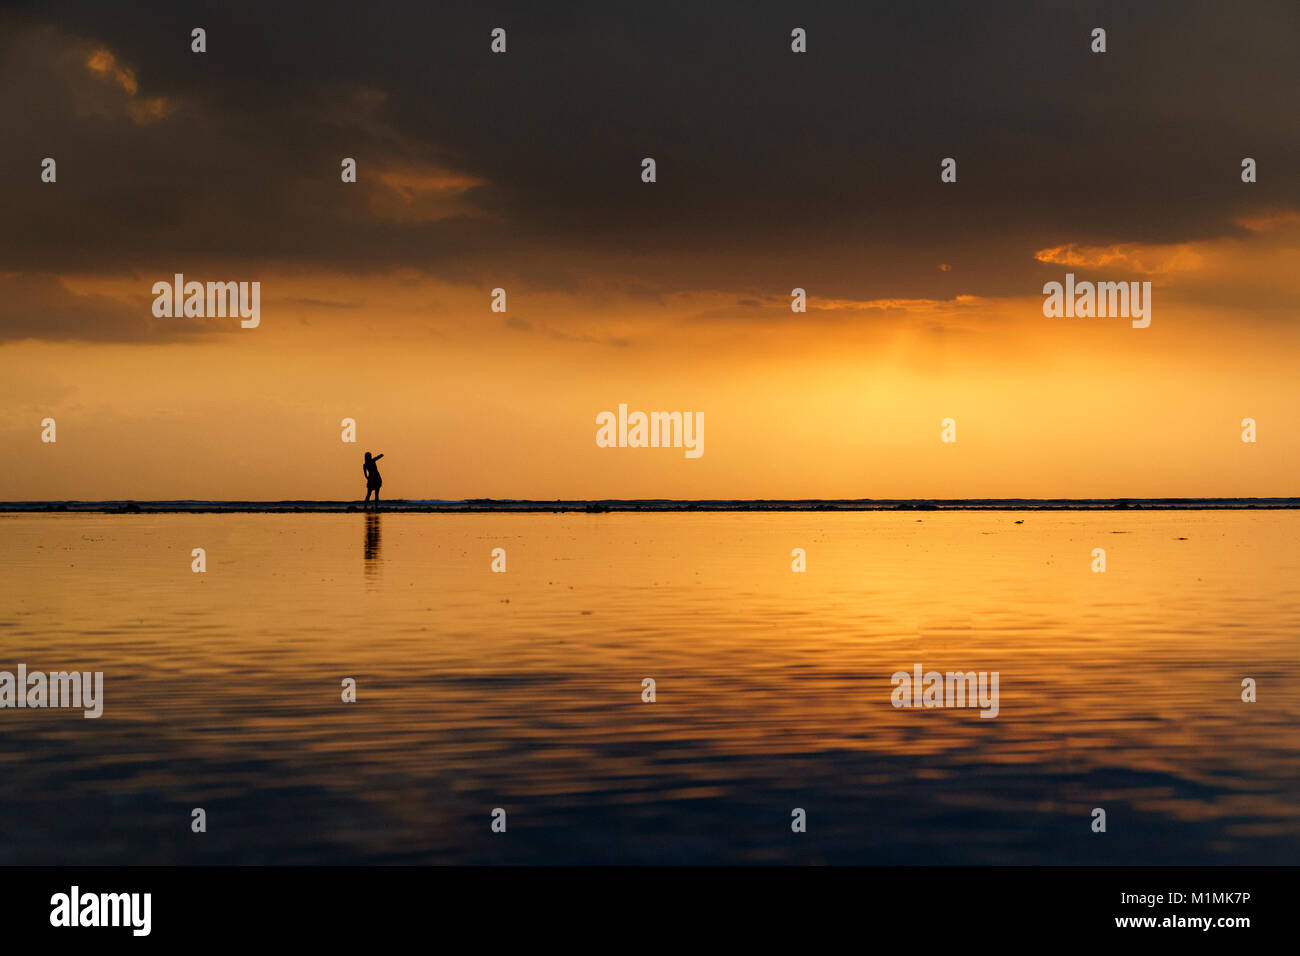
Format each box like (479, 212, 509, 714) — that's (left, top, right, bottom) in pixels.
(364, 511, 381, 565)
(363, 452, 384, 509)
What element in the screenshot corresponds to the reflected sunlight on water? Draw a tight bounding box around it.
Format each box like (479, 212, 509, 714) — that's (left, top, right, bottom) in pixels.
(1, 511, 1297, 863)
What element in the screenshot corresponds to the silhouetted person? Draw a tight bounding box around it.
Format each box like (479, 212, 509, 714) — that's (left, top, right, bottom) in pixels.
(363, 451, 384, 509)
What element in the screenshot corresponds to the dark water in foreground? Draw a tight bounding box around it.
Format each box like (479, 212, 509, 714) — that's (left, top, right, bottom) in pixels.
(1, 511, 1297, 864)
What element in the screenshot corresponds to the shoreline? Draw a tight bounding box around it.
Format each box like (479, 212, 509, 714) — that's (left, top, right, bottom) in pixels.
(2, 498, 1299, 514)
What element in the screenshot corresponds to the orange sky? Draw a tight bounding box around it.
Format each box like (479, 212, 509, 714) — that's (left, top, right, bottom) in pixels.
(5, 213, 1299, 500)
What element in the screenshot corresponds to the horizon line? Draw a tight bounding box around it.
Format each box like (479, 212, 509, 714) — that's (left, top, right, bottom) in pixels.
(3, 497, 1299, 514)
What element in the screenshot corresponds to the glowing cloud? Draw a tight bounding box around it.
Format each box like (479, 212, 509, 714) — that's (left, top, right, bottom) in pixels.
(84, 47, 173, 124)
(1033, 242, 1204, 276)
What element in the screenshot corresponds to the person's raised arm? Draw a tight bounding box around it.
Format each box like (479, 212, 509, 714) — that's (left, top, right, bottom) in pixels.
(373, 453, 384, 461)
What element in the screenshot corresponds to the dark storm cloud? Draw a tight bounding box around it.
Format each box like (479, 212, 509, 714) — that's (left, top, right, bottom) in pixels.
(2, 0, 1297, 304)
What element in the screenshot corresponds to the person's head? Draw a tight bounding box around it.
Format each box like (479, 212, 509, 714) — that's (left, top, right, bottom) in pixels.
(364, 452, 373, 461)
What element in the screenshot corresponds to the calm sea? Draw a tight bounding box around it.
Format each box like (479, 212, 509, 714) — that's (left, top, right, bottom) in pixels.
(1, 511, 1297, 864)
